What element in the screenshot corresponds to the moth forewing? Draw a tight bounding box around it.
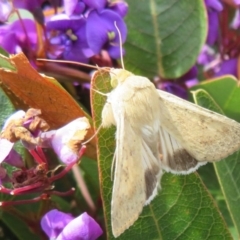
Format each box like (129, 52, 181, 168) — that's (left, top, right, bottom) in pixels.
(111, 116, 146, 237)
(102, 71, 163, 237)
(157, 89, 240, 162)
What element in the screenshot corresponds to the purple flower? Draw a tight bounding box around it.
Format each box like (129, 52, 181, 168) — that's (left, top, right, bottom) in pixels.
(13, 0, 43, 12)
(63, 0, 86, 16)
(41, 210, 103, 240)
(0, 110, 25, 163)
(157, 67, 198, 99)
(109, 1, 128, 17)
(205, 0, 223, 11)
(207, 11, 219, 45)
(13, 0, 44, 24)
(160, 82, 189, 99)
(231, 9, 240, 29)
(3, 150, 24, 168)
(215, 58, 238, 77)
(0, 109, 50, 163)
(40, 117, 90, 164)
(0, 19, 37, 55)
(0, 0, 12, 22)
(47, 15, 94, 62)
(197, 45, 216, 65)
(233, 0, 240, 4)
(83, 0, 107, 11)
(86, 9, 127, 59)
(204, 0, 223, 45)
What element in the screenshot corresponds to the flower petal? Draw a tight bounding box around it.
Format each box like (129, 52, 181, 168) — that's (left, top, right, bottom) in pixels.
(41, 209, 74, 239)
(4, 149, 24, 168)
(56, 212, 103, 240)
(64, 0, 78, 16)
(0, 110, 25, 163)
(205, 0, 223, 11)
(207, 11, 219, 45)
(50, 117, 90, 164)
(83, 0, 107, 11)
(47, 17, 85, 32)
(215, 58, 237, 77)
(109, 1, 128, 17)
(86, 9, 127, 56)
(0, 0, 12, 22)
(0, 138, 14, 164)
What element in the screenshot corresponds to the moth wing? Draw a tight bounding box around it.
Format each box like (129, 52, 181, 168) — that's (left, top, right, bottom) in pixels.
(111, 110, 162, 236)
(158, 90, 240, 162)
(158, 126, 207, 174)
(111, 115, 145, 237)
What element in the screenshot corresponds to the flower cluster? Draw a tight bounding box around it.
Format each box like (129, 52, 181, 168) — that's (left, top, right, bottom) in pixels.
(0, 0, 128, 63)
(197, 0, 240, 78)
(0, 108, 89, 199)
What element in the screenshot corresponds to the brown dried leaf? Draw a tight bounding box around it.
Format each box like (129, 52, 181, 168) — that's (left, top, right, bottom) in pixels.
(0, 53, 96, 159)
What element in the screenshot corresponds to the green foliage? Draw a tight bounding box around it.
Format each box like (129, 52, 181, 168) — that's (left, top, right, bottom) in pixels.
(125, 0, 207, 78)
(192, 79, 240, 239)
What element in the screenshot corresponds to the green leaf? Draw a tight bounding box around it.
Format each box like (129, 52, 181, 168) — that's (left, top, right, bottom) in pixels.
(124, 0, 207, 78)
(0, 88, 15, 128)
(79, 157, 100, 204)
(91, 69, 232, 239)
(0, 48, 9, 57)
(191, 75, 240, 121)
(0, 211, 40, 240)
(191, 84, 240, 238)
(0, 53, 16, 71)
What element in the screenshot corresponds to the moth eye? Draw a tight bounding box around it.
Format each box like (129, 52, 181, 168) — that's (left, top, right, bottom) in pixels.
(111, 77, 118, 88)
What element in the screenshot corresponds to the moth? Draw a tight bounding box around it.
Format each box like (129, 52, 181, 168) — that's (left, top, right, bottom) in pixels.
(99, 68, 240, 237)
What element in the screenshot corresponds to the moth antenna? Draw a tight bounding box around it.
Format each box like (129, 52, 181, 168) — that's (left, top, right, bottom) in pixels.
(37, 58, 98, 70)
(114, 21, 125, 69)
(82, 123, 103, 145)
(92, 88, 109, 96)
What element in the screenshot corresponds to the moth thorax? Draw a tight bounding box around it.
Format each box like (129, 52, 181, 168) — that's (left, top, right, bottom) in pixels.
(110, 69, 133, 88)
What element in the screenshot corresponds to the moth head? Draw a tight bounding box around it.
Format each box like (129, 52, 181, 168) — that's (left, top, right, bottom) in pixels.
(110, 69, 133, 88)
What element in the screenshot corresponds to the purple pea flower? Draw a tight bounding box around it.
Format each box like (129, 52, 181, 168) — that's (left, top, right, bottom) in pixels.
(3, 149, 25, 169)
(40, 117, 90, 164)
(86, 9, 127, 59)
(13, 0, 44, 24)
(0, 18, 37, 55)
(41, 209, 103, 240)
(83, 0, 107, 11)
(231, 8, 240, 29)
(0, 0, 12, 22)
(204, 0, 223, 45)
(157, 67, 198, 99)
(0, 110, 25, 163)
(109, 1, 128, 17)
(13, 0, 43, 12)
(215, 58, 238, 77)
(63, 0, 86, 16)
(0, 109, 50, 163)
(47, 15, 94, 62)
